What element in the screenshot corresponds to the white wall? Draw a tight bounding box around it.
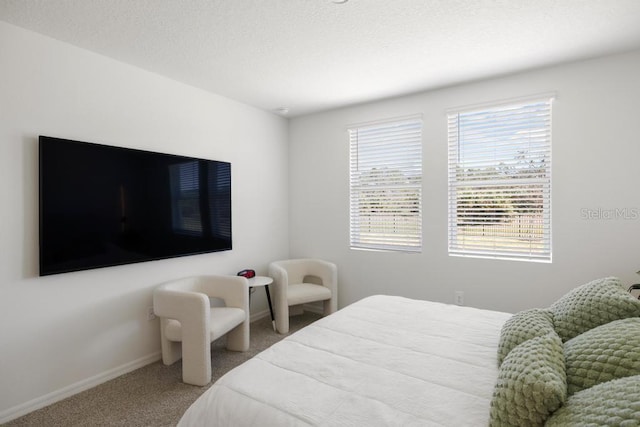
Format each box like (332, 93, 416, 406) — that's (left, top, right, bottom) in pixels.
(3, 17, 640, 422)
(0, 21, 289, 420)
(289, 49, 640, 314)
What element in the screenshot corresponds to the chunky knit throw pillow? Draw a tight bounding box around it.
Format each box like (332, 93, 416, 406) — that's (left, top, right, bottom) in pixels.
(497, 308, 555, 366)
(490, 332, 566, 427)
(549, 277, 640, 342)
(564, 317, 640, 395)
(545, 375, 640, 426)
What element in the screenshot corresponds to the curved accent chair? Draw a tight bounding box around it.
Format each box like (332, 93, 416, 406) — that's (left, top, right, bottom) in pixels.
(268, 259, 337, 334)
(153, 275, 249, 386)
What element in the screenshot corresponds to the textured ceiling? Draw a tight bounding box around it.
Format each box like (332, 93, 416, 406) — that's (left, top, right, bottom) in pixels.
(2, 0, 640, 117)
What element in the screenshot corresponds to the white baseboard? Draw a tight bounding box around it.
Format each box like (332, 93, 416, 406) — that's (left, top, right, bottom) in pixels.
(250, 308, 270, 323)
(2, 310, 315, 423)
(0, 351, 161, 424)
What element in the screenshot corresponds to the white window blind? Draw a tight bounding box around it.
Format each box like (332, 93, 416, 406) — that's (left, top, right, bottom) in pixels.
(168, 161, 231, 238)
(170, 161, 203, 235)
(447, 96, 553, 262)
(349, 117, 422, 252)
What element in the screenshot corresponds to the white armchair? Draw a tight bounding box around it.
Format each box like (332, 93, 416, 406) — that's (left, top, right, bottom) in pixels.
(269, 259, 337, 334)
(153, 275, 249, 386)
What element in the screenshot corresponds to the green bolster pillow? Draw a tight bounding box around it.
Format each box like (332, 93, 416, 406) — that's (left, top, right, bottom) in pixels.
(564, 317, 640, 396)
(549, 277, 640, 342)
(490, 332, 566, 427)
(497, 308, 555, 366)
(545, 375, 640, 426)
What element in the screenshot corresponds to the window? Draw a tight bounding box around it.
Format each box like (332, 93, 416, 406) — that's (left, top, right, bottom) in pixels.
(349, 116, 422, 252)
(170, 161, 231, 239)
(170, 161, 203, 235)
(447, 95, 553, 262)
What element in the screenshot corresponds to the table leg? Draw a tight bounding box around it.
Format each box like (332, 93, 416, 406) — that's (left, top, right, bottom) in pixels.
(264, 285, 276, 331)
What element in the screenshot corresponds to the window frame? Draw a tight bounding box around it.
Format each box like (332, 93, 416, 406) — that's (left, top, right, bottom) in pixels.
(348, 115, 423, 253)
(447, 95, 554, 262)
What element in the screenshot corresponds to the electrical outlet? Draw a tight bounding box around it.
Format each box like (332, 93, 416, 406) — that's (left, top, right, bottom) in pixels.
(147, 306, 156, 321)
(455, 291, 464, 306)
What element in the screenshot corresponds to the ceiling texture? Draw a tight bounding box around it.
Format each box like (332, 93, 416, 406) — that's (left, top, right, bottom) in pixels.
(2, 0, 640, 117)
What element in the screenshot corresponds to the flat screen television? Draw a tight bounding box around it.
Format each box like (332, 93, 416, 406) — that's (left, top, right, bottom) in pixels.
(39, 136, 232, 276)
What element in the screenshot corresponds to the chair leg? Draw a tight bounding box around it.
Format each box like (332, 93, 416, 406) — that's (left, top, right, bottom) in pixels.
(181, 336, 212, 386)
(323, 298, 336, 316)
(226, 321, 249, 352)
(275, 306, 290, 334)
(273, 285, 290, 334)
(160, 319, 182, 365)
(161, 339, 182, 366)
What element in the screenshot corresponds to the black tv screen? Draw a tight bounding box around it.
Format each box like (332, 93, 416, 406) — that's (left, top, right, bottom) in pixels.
(39, 136, 232, 276)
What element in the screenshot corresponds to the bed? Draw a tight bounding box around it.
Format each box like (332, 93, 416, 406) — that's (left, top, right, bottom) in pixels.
(178, 277, 640, 426)
(178, 295, 511, 426)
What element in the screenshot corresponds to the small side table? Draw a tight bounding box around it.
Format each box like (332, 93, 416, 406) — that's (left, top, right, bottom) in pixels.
(247, 276, 275, 331)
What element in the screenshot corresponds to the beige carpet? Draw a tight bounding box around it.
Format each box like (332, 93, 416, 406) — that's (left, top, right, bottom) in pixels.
(5, 312, 321, 427)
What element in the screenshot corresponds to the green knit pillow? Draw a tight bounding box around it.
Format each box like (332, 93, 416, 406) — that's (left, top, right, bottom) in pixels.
(565, 317, 640, 395)
(549, 277, 640, 342)
(545, 375, 640, 426)
(497, 308, 555, 366)
(490, 332, 566, 427)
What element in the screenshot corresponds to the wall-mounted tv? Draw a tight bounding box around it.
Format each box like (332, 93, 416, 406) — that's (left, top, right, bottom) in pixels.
(39, 136, 232, 276)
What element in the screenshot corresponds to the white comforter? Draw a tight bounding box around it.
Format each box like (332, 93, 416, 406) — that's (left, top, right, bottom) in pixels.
(179, 295, 511, 427)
